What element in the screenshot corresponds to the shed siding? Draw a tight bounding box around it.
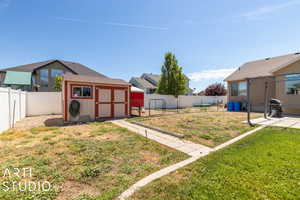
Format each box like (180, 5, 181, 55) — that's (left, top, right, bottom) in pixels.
(63, 80, 130, 122)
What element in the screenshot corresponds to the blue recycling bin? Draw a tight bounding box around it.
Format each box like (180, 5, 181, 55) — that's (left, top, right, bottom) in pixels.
(228, 102, 234, 111)
(234, 102, 241, 112)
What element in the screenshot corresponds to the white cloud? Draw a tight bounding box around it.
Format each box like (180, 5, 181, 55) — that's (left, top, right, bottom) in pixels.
(54, 17, 168, 31)
(242, 0, 300, 18)
(188, 68, 237, 82)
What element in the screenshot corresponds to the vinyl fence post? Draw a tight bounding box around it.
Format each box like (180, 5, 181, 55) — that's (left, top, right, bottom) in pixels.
(177, 97, 179, 113)
(19, 90, 22, 121)
(148, 100, 151, 116)
(12, 100, 16, 128)
(8, 88, 11, 128)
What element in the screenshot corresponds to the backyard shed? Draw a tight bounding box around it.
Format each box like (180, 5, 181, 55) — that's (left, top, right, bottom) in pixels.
(62, 74, 131, 122)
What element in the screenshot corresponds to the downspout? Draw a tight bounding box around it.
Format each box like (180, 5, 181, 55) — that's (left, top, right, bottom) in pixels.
(264, 81, 269, 119)
(247, 78, 254, 127)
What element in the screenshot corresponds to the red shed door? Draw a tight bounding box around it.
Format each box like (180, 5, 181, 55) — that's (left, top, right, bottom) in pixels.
(95, 87, 128, 119)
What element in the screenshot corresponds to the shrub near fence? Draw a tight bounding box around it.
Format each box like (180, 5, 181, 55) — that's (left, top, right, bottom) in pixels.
(0, 88, 26, 132)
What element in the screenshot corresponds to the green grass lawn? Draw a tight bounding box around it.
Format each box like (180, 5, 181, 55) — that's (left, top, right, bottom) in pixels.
(130, 112, 263, 147)
(0, 122, 187, 200)
(131, 127, 300, 200)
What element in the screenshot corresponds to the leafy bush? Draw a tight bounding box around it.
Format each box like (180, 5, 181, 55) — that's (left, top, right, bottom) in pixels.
(204, 83, 227, 96)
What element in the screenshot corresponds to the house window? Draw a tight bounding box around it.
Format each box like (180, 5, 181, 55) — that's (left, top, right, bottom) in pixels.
(231, 82, 238, 96)
(231, 81, 247, 96)
(72, 86, 92, 98)
(238, 81, 247, 96)
(51, 69, 64, 77)
(32, 75, 36, 85)
(285, 74, 300, 95)
(148, 88, 156, 94)
(40, 69, 49, 87)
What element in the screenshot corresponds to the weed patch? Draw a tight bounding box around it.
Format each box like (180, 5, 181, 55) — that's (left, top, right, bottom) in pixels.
(30, 126, 58, 134)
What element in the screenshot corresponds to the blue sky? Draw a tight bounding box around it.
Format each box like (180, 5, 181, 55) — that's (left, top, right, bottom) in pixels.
(1, 0, 300, 91)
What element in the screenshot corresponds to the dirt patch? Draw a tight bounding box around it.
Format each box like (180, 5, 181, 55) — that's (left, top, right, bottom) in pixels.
(140, 150, 160, 163)
(55, 181, 99, 200)
(15, 115, 63, 130)
(192, 137, 214, 147)
(98, 133, 120, 140)
(61, 124, 94, 137)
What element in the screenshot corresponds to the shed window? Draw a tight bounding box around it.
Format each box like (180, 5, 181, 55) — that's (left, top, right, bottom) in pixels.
(72, 86, 92, 98)
(231, 81, 247, 96)
(285, 74, 300, 95)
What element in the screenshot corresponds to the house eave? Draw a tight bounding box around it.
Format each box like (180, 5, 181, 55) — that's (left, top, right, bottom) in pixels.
(269, 56, 300, 73)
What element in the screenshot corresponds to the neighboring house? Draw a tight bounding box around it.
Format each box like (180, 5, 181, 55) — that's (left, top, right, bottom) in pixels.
(0, 59, 106, 92)
(130, 73, 193, 95)
(129, 77, 157, 94)
(225, 52, 300, 114)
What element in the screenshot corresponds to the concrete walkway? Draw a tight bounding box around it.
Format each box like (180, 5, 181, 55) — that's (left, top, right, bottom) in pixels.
(112, 120, 272, 200)
(246, 116, 300, 129)
(117, 152, 208, 200)
(112, 120, 212, 156)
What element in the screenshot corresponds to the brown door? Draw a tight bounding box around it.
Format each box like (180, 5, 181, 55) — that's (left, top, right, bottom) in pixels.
(95, 87, 128, 119)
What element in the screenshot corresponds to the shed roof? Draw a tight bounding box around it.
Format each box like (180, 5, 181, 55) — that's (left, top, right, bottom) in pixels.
(64, 74, 130, 86)
(225, 53, 300, 82)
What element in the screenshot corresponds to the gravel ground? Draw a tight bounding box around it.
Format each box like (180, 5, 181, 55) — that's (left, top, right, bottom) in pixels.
(15, 115, 64, 130)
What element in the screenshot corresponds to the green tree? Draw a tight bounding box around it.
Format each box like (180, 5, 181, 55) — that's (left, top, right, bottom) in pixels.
(54, 76, 62, 91)
(157, 52, 187, 97)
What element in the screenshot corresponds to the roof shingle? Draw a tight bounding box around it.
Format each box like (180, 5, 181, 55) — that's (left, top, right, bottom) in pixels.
(0, 60, 107, 78)
(130, 77, 156, 89)
(225, 53, 300, 81)
(64, 74, 130, 86)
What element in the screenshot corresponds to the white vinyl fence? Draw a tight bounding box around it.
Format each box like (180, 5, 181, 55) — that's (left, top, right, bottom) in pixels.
(0, 88, 26, 132)
(0, 89, 227, 133)
(145, 94, 227, 109)
(0, 90, 62, 133)
(26, 92, 62, 116)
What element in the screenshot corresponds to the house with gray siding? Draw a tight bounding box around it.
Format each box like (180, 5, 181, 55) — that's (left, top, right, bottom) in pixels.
(0, 60, 106, 91)
(130, 73, 193, 95)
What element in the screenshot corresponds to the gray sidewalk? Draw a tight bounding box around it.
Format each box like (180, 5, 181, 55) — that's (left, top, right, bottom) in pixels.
(112, 120, 212, 156)
(246, 117, 300, 129)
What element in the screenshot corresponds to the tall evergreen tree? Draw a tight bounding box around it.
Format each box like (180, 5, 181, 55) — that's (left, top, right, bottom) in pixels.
(157, 52, 187, 97)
